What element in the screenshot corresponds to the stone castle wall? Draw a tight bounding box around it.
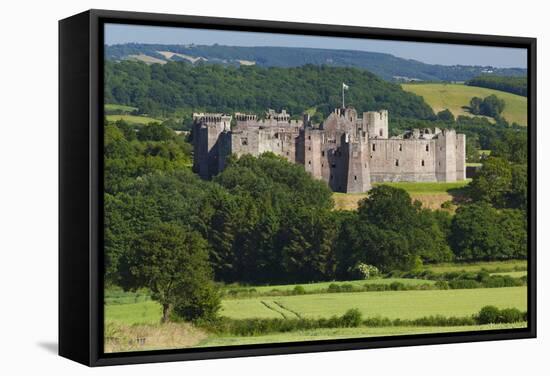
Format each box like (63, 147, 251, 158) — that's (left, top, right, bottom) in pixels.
(193, 108, 465, 192)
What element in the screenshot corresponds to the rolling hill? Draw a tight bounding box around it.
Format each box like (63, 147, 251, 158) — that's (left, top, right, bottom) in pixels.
(105, 43, 526, 82)
(401, 83, 527, 126)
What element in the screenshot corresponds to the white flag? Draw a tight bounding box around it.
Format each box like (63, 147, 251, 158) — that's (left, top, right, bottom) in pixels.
(342, 83, 349, 90)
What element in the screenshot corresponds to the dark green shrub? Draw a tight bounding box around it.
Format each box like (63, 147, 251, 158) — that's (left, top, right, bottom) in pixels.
(483, 275, 523, 288)
(499, 308, 524, 323)
(390, 281, 405, 291)
(340, 309, 363, 327)
(477, 305, 501, 324)
(364, 283, 388, 291)
(449, 279, 481, 289)
(341, 283, 354, 292)
(477, 271, 490, 282)
(364, 316, 392, 327)
(293, 285, 306, 295)
(172, 281, 221, 322)
(435, 280, 450, 290)
(328, 283, 341, 293)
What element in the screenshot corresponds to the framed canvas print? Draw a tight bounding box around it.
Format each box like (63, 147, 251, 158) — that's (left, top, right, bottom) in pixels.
(59, 9, 536, 366)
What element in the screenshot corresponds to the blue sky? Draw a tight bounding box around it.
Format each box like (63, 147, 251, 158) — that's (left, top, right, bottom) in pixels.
(105, 23, 527, 68)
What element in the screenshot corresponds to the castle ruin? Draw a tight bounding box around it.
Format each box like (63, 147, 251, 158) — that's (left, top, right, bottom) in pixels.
(192, 107, 465, 193)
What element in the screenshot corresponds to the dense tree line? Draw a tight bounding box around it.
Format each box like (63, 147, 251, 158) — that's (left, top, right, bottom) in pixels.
(466, 75, 527, 96)
(105, 119, 527, 291)
(104, 60, 435, 123)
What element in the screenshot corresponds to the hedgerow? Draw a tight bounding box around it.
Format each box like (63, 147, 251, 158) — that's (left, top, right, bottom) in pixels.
(199, 306, 527, 336)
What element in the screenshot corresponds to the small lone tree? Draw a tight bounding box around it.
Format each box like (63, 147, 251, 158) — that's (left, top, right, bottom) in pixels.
(119, 223, 218, 323)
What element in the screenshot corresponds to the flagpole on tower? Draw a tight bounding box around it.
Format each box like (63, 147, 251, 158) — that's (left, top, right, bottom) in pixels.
(342, 82, 349, 108)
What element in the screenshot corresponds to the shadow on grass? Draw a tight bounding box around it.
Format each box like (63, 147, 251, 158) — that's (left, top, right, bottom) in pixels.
(448, 185, 471, 205)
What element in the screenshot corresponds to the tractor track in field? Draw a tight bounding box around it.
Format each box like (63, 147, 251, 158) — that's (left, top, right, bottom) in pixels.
(273, 301, 302, 319)
(260, 300, 289, 319)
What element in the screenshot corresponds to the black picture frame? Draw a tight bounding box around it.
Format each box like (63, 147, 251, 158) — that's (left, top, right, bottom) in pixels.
(59, 8, 537, 367)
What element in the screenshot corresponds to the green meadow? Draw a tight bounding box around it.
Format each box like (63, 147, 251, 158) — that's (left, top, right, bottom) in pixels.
(402, 83, 527, 126)
(104, 103, 138, 113)
(105, 114, 162, 125)
(333, 180, 470, 211)
(106, 286, 527, 324)
(220, 287, 526, 320)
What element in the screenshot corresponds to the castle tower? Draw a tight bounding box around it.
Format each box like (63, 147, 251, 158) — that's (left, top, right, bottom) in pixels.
(435, 129, 457, 182)
(364, 110, 388, 139)
(192, 113, 232, 179)
(234, 112, 257, 130)
(343, 131, 371, 193)
(302, 128, 323, 180)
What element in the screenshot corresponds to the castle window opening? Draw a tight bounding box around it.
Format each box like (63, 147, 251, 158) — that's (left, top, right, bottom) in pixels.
(308, 146, 311, 151)
(332, 164, 336, 168)
(372, 144, 376, 152)
(308, 135, 311, 140)
(421, 160, 425, 166)
(322, 151, 325, 157)
(399, 144, 403, 151)
(354, 175, 357, 181)
(379, 129, 383, 137)
(308, 160, 311, 165)
(426, 145, 429, 152)
(395, 159, 399, 167)
(241, 138, 248, 146)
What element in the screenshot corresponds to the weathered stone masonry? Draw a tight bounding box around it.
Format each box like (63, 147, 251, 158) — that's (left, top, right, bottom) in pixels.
(193, 107, 465, 193)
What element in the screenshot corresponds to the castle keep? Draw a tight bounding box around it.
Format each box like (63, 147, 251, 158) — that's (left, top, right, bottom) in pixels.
(192, 107, 465, 193)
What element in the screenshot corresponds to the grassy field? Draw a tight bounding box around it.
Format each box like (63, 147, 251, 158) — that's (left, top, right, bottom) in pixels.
(106, 114, 162, 125)
(220, 287, 526, 320)
(104, 103, 138, 113)
(422, 260, 527, 274)
(106, 286, 526, 324)
(198, 322, 527, 347)
(401, 83, 527, 126)
(105, 258, 527, 326)
(333, 180, 470, 211)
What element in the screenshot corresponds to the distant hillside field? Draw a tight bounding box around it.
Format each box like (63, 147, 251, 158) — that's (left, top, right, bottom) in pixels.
(105, 114, 162, 125)
(402, 83, 527, 126)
